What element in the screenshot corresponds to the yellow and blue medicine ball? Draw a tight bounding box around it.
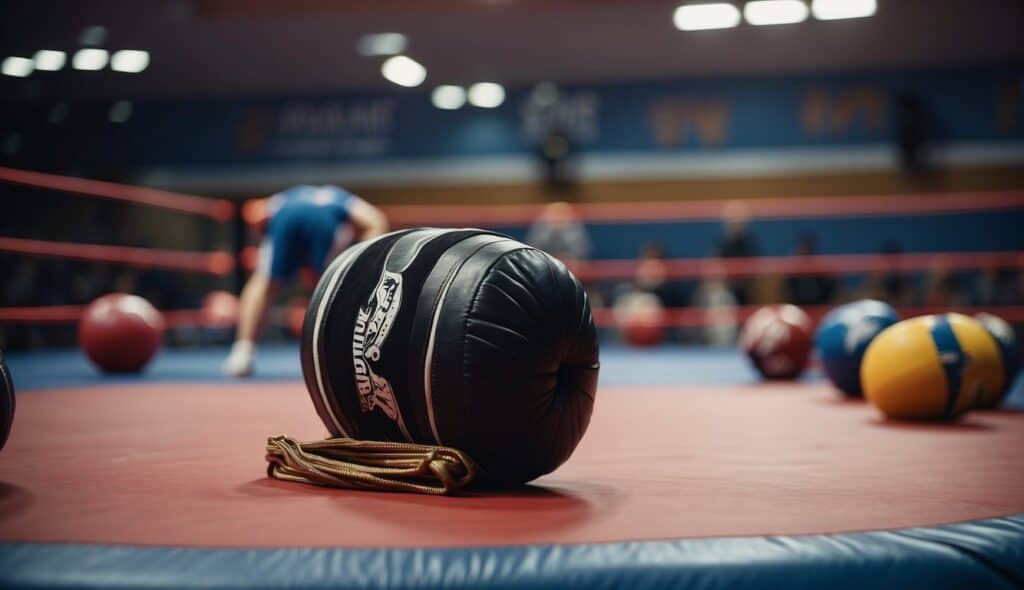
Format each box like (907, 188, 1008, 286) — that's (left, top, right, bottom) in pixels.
(974, 312, 1019, 408)
(861, 313, 1005, 421)
(814, 299, 900, 397)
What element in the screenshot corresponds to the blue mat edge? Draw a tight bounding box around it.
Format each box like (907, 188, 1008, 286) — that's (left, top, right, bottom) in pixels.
(1, 513, 1022, 590)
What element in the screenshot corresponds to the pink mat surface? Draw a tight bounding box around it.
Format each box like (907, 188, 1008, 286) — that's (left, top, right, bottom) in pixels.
(1, 382, 1022, 548)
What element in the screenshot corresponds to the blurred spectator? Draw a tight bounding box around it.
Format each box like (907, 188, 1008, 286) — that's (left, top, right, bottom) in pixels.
(714, 200, 758, 305)
(5, 258, 38, 306)
(538, 127, 578, 192)
(112, 270, 139, 295)
(633, 240, 682, 308)
(784, 232, 837, 306)
(895, 92, 930, 175)
(526, 201, 592, 266)
(861, 240, 915, 306)
(692, 261, 738, 346)
(923, 264, 967, 307)
(971, 268, 1021, 306)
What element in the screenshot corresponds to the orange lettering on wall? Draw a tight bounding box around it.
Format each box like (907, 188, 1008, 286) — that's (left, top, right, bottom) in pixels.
(801, 86, 888, 138)
(649, 98, 730, 148)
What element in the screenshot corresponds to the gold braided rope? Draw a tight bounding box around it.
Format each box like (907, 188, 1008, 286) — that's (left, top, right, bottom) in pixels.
(265, 435, 479, 495)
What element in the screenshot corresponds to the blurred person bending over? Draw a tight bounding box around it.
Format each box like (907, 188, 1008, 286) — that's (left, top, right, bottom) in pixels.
(223, 185, 388, 377)
(714, 201, 758, 305)
(692, 261, 738, 346)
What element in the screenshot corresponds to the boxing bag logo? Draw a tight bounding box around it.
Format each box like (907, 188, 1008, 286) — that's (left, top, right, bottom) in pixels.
(352, 270, 403, 423)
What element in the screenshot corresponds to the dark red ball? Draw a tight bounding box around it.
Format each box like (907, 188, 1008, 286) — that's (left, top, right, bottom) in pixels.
(79, 293, 165, 373)
(615, 292, 666, 347)
(740, 304, 813, 380)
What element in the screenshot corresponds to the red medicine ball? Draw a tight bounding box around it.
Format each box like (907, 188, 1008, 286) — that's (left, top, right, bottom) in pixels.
(740, 304, 813, 380)
(79, 293, 165, 373)
(615, 291, 666, 347)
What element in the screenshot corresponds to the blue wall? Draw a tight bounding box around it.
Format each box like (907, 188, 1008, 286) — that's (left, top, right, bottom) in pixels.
(94, 64, 1024, 169)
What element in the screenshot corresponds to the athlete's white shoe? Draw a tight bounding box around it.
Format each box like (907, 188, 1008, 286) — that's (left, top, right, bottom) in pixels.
(222, 341, 255, 377)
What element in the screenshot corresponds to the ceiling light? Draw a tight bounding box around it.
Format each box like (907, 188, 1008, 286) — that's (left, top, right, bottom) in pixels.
(357, 33, 408, 56)
(72, 48, 109, 71)
(381, 55, 426, 87)
(34, 50, 66, 71)
(111, 50, 150, 73)
(468, 82, 505, 108)
(673, 3, 742, 31)
(1, 57, 34, 78)
(744, 0, 809, 25)
(812, 0, 876, 20)
(432, 85, 466, 110)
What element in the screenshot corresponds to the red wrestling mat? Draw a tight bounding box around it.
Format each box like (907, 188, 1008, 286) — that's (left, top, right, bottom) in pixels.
(1, 382, 1022, 548)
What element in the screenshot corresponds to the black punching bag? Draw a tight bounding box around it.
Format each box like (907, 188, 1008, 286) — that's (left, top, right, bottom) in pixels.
(300, 228, 600, 486)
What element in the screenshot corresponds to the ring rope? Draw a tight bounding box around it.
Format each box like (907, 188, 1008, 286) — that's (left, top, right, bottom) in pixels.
(3, 303, 1022, 326)
(572, 251, 1024, 281)
(0, 166, 234, 222)
(0, 237, 234, 276)
(595, 304, 1024, 328)
(237, 247, 1023, 278)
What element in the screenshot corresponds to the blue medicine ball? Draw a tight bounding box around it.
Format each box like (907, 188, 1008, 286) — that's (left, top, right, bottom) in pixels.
(974, 312, 1020, 408)
(815, 299, 900, 397)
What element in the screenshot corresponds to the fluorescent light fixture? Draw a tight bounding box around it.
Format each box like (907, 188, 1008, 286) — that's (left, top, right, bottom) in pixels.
(111, 50, 150, 73)
(34, 50, 66, 71)
(72, 48, 109, 71)
(432, 85, 466, 110)
(109, 100, 133, 123)
(381, 55, 426, 87)
(357, 32, 408, 56)
(673, 3, 741, 31)
(812, 0, 876, 20)
(468, 82, 505, 108)
(1, 56, 34, 77)
(744, 0, 809, 25)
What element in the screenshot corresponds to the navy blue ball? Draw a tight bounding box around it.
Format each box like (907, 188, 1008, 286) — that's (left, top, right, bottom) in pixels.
(975, 313, 1020, 408)
(815, 300, 900, 397)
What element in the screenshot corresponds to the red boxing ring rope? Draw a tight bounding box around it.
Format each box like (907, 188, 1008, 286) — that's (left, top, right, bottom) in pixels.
(0, 166, 234, 222)
(573, 251, 1024, 282)
(592, 304, 1024, 329)
(4, 303, 1023, 327)
(0, 237, 234, 276)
